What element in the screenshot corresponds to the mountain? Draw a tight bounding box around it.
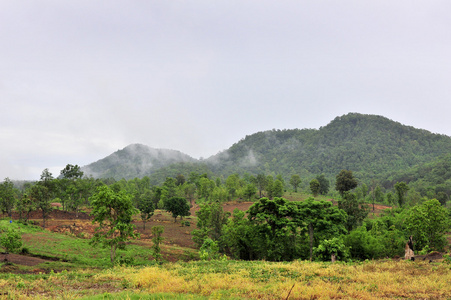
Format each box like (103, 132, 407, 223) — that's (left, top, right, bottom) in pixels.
(82, 144, 196, 180)
(82, 113, 451, 185)
(206, 113, 451, 182)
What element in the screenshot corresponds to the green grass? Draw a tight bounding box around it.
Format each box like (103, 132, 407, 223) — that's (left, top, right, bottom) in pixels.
(0, 219, 156, 269)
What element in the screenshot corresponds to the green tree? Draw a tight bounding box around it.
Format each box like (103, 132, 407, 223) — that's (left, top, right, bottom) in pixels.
(405, 199, 450, 251)
(192, 202, 230, 248)
(313, 237, 349, 262)
(16, 193, 34, 223)
(243, 183, 257, 201)
(0, 228, 23, 259)
(338, 192, 369, 232)
(164, 196, 190, 222)
(150, 225, 164, 261)
(394, 181, 409, 207)
(271, 179, 284, 198)
(289, 175, 302, 192)
(247, 197, 300, 261)
(60, 164, 84, 180)
(175, 174, 186, 186)
(89, 185, 139, 264)
(335, 170, 358, 196)
(137, 190, 154, 230)
(309, 179, 320, 197)
(316, 174, 330, 195)
(297, 197, 347, 260)
(0, 178, 17, 218)
(29, 184, 52, 228)
(254, 174, 267, 198)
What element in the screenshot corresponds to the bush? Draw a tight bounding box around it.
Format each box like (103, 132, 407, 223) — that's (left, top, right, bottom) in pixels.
(0, 228, 23, 254)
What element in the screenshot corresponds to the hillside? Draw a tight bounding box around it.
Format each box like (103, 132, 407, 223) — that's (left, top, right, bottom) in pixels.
(82, 113, 451, 184)
(206, 113, 451, 182)
(82, 144, 196, 180)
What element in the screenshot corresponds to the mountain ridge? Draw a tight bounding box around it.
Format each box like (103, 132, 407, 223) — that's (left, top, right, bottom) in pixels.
(82, 113, 451, 184)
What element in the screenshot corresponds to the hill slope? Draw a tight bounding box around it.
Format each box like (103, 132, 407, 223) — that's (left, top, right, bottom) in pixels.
(206, 113, 451, 182)
(82, 144, 196, 180)
(82, 113, 451, 184)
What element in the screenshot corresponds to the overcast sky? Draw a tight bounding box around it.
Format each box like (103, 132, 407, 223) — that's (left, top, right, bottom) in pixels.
(1, 1, 450, 180)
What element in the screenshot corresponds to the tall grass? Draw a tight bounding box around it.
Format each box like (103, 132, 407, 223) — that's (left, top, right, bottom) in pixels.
(4, 259, 449, 299)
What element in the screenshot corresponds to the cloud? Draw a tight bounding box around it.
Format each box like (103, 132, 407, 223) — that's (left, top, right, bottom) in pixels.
(1, 1, 451, 180)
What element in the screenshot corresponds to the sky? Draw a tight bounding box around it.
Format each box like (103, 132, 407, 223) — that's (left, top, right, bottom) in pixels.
(1, 1, 451, 180)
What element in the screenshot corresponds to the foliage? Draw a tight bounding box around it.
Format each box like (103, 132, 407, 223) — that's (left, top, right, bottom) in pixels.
(246, 197, 300, 261)
(60, 164, 84, 179)
(137, 190, 154, 230)
(335, 170, 358, 196)
(309, 179, 320, 196)
(0, 177, 17, 217)
(338, 192, 369, 231)
(0, 228, 23, 254)
(192, 202, 229, 248)
(289, 174, 302, 192)
(313, 237, 349, 262)
(297, 197, 348, 260)
(199, 238, 220, 260)
(394, 181, 409, 207)
(151, 225, 164, 261)
(405, 199, 450, 251)
(316, 174, 330, 195)
(163, 196, 190, 222)
(89, 185, 139, 264)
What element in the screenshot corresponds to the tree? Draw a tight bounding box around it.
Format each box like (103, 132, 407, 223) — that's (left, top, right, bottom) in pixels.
(243, 183, 257, 201)
(289, 175, 302, 192)
(309, 179, 320, 197)
(150, 225, 164, 261)
(29, 184, 52, 228)
(247, 197, 300, 261)
(17, 193, 34, 223)
(335, 170, 358, 196)
(175, 174, 186, 186)
(271, 179, 284, 198)
(60, 164, 84, 180)
(0, 178, 17, 218)
(314, 237, 349, 262)
(338, 192, 369, 232)
(90, 185, 139, 264)
(0, 228, 23, 260)
(254, 174, 267, 198)
(192, 202, 230, 248)
(297, 197, 347, 260)
(394, 181, 409, 207)
(405, 199, 450, 251)
(316, 174, 330, 195)
(137, 190, 154, 230)
(164, 196, 190, 222)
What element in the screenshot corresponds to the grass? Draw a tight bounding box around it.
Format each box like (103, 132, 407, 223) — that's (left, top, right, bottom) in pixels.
(2, 259, 451, 299)
(0, 219, 155, 270)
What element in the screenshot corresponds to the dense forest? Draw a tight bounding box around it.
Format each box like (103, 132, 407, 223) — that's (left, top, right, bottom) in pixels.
(82, 113, 451, 198)
(1, 113, 451, 263)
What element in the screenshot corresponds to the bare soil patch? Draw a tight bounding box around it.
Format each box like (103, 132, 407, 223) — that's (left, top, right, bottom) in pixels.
(0, 253, 49, 267)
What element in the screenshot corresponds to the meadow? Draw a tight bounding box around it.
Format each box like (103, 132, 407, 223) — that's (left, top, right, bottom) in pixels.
(2, 258, 451, 299)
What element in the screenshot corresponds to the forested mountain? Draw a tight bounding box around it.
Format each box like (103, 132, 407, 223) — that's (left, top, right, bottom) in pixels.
(82, 144, 196, 180)
(82, 113, 451, 185)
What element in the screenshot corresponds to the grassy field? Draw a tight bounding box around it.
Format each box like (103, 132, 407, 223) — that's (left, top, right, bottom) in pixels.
(2, 259, 451, 299)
